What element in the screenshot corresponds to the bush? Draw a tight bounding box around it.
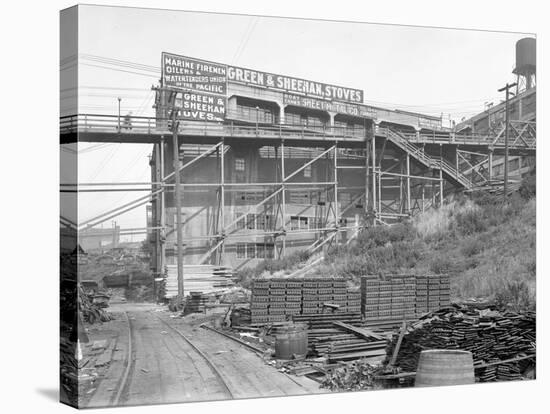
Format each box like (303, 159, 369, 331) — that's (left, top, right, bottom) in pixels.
(356, 223, 414, 250)
(453, 209, 487, 235)
(429, 255, 453, 274)
(519, 169, 536, 200)
(495, 280, 535, 311)
(460, 238, 484, 257)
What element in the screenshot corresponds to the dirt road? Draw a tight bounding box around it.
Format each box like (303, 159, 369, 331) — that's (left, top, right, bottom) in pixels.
(85, 303, 324, 408)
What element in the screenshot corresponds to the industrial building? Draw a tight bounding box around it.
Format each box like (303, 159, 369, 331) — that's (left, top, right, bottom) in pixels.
(144, 38, 536, 275)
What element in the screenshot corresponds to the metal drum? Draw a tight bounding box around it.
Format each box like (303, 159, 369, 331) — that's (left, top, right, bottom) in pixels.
(275, 323, 308, 359)
(415, 349, 475, 387)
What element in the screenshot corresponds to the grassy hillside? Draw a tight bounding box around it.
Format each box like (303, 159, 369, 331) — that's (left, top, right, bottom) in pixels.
(237, 172, 536, 311)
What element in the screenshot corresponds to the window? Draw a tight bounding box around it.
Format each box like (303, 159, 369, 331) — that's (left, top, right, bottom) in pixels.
(256, 243, 265, 259)
(236, 243, 246, 259)
(246, 214, 255, 230)
(256, 213, 272, 231)
(247, 243, 256, 259)
(290, 216, 309, 230)
(235, 213, 245, 230)
(235, 158, 245, 171)
(265, 243, 275, 259)
(510, 158, 520, 172)
(304, 164, 311, 178)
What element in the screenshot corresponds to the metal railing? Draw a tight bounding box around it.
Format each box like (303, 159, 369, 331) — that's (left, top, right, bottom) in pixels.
(384, 128, 473, 188)
(60, 113, 369, 141)
(60, 113, 535, 150)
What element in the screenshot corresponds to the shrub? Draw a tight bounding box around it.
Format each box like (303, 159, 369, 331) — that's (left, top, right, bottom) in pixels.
(460, 238, 484, 257)
(519, 169, 536, 200)
(495, 280, 535, 311)
(453, 209, 487, 235)
(356, 223, 414, 250)
(429, 255, 453, 274)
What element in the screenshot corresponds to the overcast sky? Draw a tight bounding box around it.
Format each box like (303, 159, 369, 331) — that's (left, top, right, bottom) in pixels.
(60, 5, 533, 240)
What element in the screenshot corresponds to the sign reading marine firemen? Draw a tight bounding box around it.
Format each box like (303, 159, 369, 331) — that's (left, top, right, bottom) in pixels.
(162, 52, 227, 95)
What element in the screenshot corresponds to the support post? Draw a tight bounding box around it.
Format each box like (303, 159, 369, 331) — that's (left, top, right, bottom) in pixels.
(220, 139, 225, 264)
(172, 110, 184, 298)
(281, 140, 286, 256)
(488, 150, 493, 181)
(406, 153, 411, 214)
(372, 131, 377, 224)
(160, 137, 166, 280)
(439, 145, 444, 207)
(333, 144, 339, 243)
(498, 82, 517, 198)
(365, 125, 370, 225)
(421, 179, 425, 213)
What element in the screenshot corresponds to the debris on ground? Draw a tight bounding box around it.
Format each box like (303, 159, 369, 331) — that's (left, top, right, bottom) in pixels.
(321, 359, 382, 391)
(79, 285, 113, 324)
(385, 303, 536, 381)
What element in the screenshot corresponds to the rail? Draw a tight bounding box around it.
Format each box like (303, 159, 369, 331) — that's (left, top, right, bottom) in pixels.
(384, 128, 472, 188)
(61, 113, 536, 149)
(60, 113, 368, 141)
(388, 121, 536, 148)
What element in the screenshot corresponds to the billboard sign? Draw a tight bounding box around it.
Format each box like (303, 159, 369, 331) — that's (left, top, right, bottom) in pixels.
(174, 92, 226, 122)
(162, 52, 227, 95)
(283, 94, 376, 119)
(229, 66, 363, 104)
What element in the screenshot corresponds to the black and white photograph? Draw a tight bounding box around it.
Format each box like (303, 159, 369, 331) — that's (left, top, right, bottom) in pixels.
(57, 3, 538, 410)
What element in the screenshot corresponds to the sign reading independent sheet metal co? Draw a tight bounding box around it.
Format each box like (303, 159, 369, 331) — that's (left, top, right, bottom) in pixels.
(162, 52, 227, 95)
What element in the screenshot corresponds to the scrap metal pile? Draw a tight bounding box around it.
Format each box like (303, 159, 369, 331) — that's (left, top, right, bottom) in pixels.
(386, 304, 536, 381)
(79, 285, 113, 324)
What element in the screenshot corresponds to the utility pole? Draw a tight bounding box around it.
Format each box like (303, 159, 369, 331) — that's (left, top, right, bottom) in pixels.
(497, 82, 517, 198)
(170, 96, 184, 299)
(117, 97, 121, 132)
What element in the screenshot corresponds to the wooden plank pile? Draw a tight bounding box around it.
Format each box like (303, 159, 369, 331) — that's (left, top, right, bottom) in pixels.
(361, 274, 450, 322)
(250, 278, 360, 324)
(386, 304, 535, 382)
(163, 265, 235, 299)
(292, 313, 387, 361)
(183, 292, 210, 315)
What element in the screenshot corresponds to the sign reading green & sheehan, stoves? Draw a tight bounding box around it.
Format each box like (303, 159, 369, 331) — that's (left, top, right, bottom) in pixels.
(228, 66, 363, 104)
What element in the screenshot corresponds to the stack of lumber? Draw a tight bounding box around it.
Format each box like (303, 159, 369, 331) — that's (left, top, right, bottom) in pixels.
(183, 292, 209, 315)
(250, 278, 359, 324)
(386, 304, 535, 381)
(163, 265, 235, 298)
(292, 313, 387, 361)
(361, 274, 450, 322)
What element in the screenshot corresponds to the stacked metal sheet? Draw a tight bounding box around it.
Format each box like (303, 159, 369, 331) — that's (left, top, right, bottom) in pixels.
(361, 274, 451, 321)
(250, 278, 358, 324)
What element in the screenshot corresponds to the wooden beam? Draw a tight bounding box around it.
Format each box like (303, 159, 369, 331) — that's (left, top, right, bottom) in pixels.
(332, 321, 385, 341)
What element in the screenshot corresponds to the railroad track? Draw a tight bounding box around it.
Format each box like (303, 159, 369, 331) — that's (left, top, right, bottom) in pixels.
(152, 312, 235, 399)
(110, 310, 234, 405)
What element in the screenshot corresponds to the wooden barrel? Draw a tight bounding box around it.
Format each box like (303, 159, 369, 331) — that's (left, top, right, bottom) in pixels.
(275, 323, 308, 359)
(415, 349, 475, 387)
